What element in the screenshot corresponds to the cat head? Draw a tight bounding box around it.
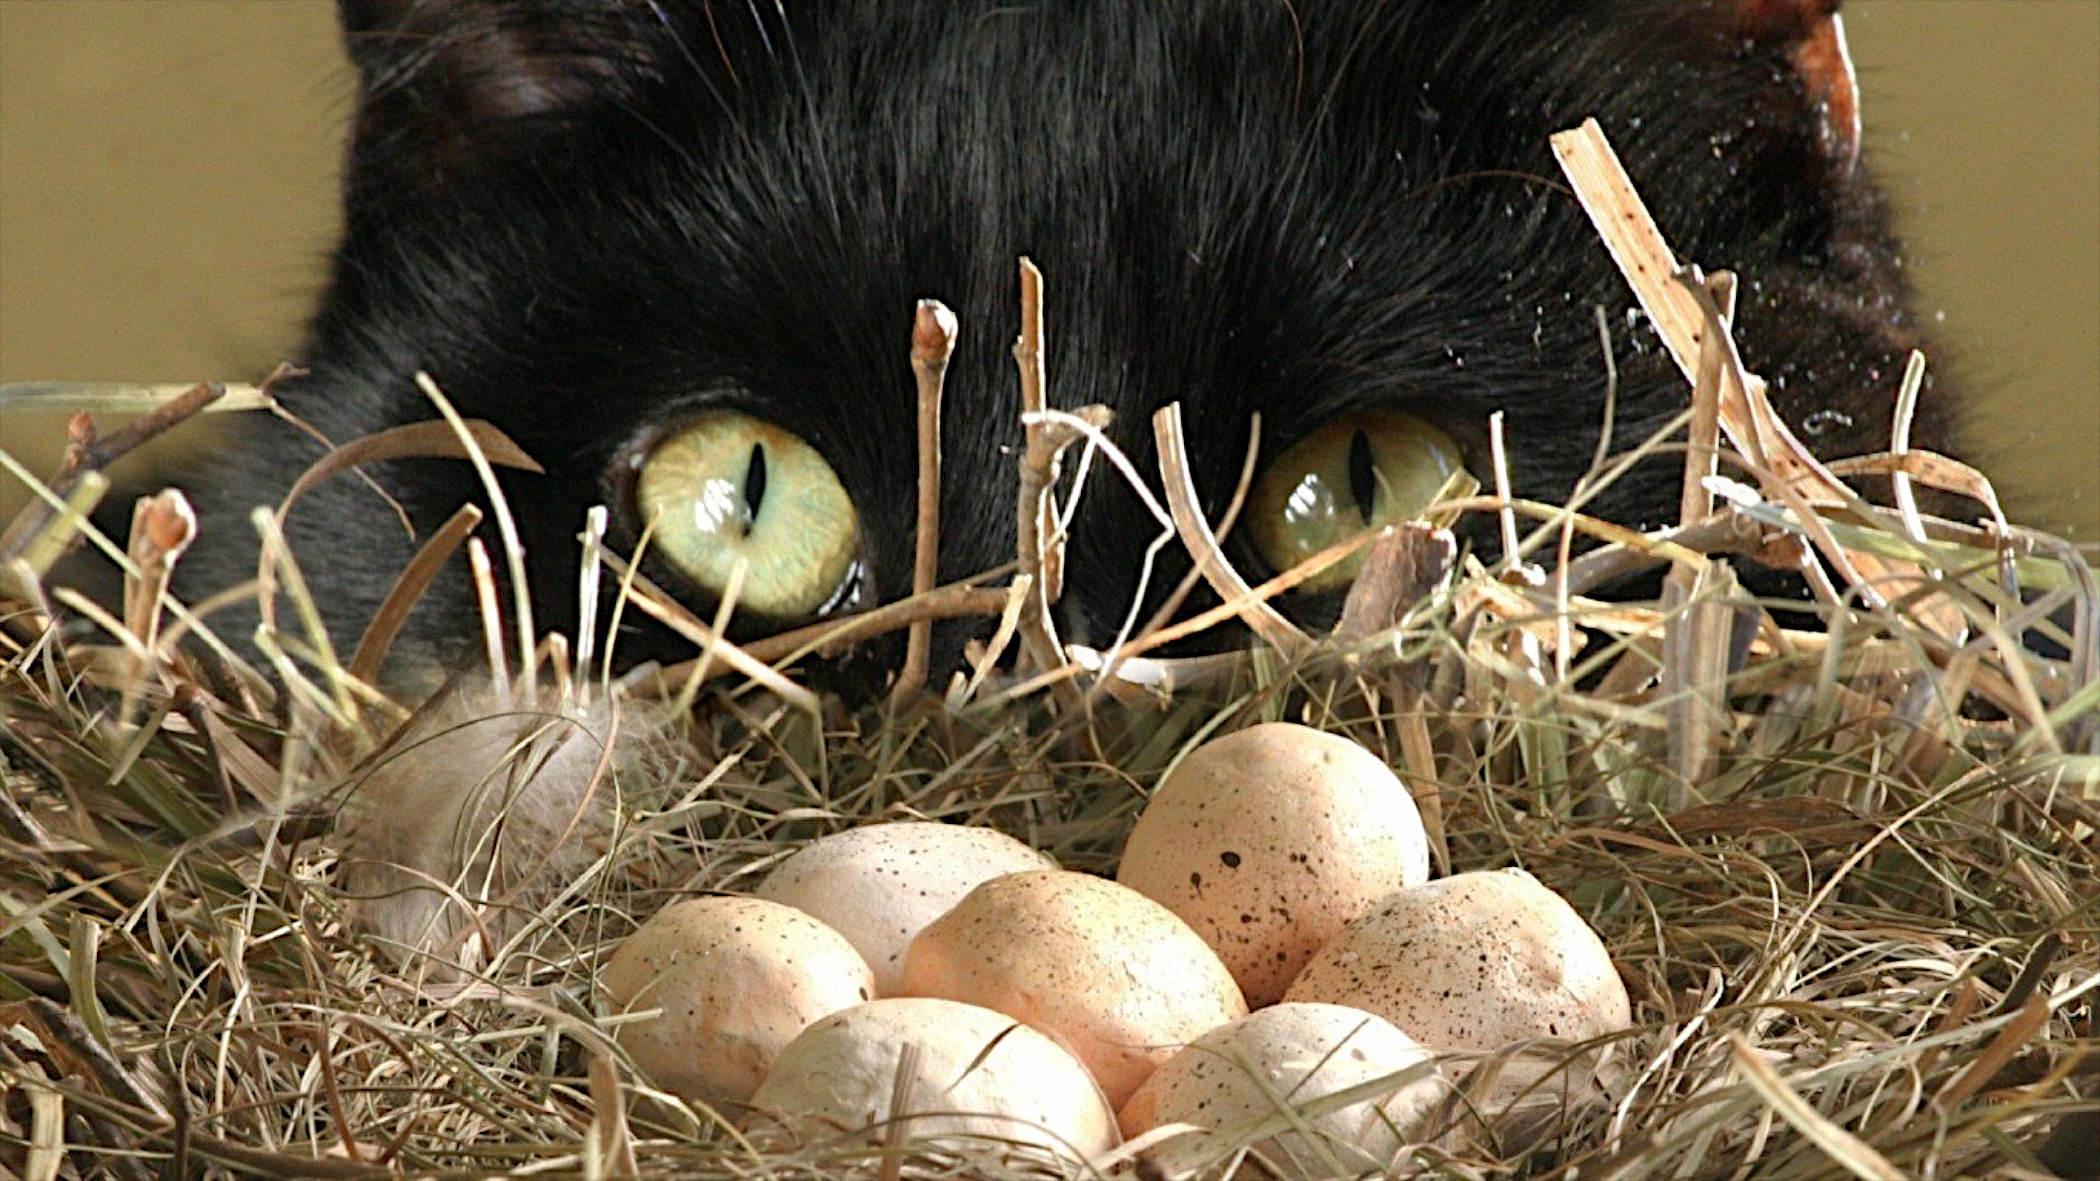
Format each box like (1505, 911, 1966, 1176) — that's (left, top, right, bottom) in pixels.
(222, 0, 1945, 693)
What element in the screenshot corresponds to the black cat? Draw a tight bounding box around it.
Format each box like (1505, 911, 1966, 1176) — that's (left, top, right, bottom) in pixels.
(181, 0, 1952, 692)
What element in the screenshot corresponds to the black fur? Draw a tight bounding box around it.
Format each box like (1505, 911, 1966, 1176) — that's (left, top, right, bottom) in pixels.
(182, 0, 1952, 689)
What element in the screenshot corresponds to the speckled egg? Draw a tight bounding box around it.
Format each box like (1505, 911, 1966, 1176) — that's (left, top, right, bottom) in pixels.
(900, 869, 1248, 1108)
(1118, 1002, 1447, 1175)
(1117, 722, 1430, 1006)
(600, 896, 874, 1104)
(748, 997, 1119, 1165)
(754, 821, 1057, 995)
(1282, 869, 1629, 1053)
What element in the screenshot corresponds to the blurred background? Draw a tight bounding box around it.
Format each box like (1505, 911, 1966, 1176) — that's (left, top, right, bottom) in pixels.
(1, 0, 2095, 539)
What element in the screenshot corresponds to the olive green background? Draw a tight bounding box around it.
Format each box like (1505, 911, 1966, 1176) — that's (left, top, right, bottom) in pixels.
(2, 0, 2095, 538)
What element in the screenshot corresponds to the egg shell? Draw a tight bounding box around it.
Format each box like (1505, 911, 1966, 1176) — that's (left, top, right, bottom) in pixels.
(754, 821, 1056, 995)
(1118, 1002, 1446, 1175)
(1283, 868, 1630, 1054)
(901, 869, 1248, 1108)
(600, 896, 874, 1105)
(1117, 722, 1430, 1006)
(748, 997, 1119, 1165)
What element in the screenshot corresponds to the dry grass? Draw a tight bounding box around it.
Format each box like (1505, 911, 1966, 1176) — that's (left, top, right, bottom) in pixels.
(2, 124, 2096, 1180)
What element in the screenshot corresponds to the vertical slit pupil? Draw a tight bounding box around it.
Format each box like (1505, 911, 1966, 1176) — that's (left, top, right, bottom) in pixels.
(1348, 429, 1377, 525)
(741, 443, 768, 536)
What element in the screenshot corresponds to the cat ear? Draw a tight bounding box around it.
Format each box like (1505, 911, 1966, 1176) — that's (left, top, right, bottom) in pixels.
(335, 0, 669, 199)
(1641, 0, 1862, 179)
(1721, 0, 1861, 174)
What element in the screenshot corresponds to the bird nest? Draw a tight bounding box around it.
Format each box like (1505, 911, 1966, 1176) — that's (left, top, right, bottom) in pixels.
(1, 121, 2094, 1181)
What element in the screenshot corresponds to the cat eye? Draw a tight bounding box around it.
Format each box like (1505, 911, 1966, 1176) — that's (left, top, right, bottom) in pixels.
(1247, 412, 1467, 591)
(635, 412, 862, 619)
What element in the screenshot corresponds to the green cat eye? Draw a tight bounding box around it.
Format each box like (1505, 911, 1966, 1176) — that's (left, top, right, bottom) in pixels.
(1248, 412, 1466, 591)
(635, 412, 860, 619)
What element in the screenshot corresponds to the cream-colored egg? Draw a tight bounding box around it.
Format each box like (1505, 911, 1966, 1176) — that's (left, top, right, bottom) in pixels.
(754, 821, 1056, 995)
(748, 997, 1119, 1165)
(901, 870, 1248, 1108)
(1118, 722, 1430, 1006)
(599, 896, 874, 1105)
(1283, 869, 1629, 1054)
(1118, 1002, 1446, 1177)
